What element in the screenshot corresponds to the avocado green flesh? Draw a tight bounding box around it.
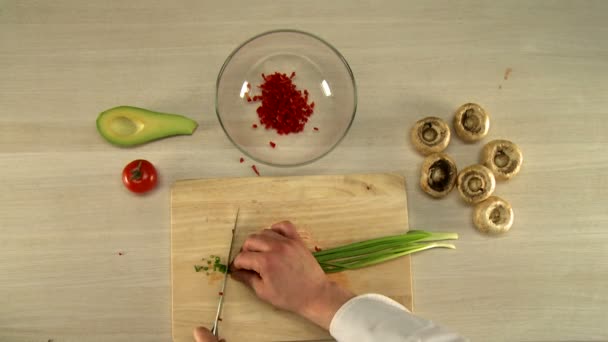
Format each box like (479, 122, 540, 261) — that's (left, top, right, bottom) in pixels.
(96, 106, 198, 146)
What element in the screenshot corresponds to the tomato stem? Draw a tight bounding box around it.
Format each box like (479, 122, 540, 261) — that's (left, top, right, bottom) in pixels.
(130, 161, 143, 181)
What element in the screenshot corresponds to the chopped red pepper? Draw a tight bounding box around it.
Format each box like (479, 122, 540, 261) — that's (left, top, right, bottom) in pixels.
(252, 124, 258, 128)
(118, 252, 124, 256)
(313, 127, 319, 131)
(269, 141, 276, 148)
(248, 72, 314, 135)
(251, 165, 260, 176)
(239, 158, 244, 163)
(314, 246, 322, 252)
(218, 318, 223, 321)
(218, 291, 224, 296)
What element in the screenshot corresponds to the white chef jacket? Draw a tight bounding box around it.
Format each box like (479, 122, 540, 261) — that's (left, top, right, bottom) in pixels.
(330, 294, 467, 342)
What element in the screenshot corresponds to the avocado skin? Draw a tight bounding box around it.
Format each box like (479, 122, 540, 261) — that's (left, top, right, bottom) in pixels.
(96, 106, 198, 147)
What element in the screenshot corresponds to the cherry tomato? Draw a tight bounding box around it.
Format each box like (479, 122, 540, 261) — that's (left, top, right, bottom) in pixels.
(122, 159, 158, 193)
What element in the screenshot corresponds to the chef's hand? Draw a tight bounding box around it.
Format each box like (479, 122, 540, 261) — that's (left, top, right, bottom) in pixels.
(192, 327, 223, 342)
(231, 221, 355, 330)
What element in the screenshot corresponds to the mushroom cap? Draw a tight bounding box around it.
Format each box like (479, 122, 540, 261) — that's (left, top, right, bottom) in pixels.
(453, 103, 490, 142)
(481, 139, 523, 180)
(457, 164, 496, 204)
(420, 153, 458, 198)
(410, 116, 451, 155)
(473, 196, 514, 234)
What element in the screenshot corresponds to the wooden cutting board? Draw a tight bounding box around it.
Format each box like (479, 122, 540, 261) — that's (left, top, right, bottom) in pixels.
(171, 173, 412, 342)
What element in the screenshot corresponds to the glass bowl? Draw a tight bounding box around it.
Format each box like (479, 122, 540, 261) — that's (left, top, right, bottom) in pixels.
(216, 30, 357, 167)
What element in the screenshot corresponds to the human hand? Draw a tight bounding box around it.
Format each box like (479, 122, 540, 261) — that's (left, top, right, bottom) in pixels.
(193, 326, 224, 342)
(231, 221, 355, 330)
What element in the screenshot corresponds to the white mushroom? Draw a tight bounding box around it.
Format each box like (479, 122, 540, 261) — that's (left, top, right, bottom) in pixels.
(473, 196, 514, 234)
(410, 117, 451, 155)
(453, 103, 490, 142)
(457, 164, 496, 204)
(420, 153, 458, 198)
(481, 139, 523, 180)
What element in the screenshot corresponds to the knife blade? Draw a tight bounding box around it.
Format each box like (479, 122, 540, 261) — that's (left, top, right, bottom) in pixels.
(211, 208, 239, 337)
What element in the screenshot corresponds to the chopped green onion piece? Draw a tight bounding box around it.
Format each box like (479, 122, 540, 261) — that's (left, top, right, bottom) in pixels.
(216, 264, 228, 274)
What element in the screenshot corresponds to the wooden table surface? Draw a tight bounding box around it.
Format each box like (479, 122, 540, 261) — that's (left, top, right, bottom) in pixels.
(1, 1, 607, 341)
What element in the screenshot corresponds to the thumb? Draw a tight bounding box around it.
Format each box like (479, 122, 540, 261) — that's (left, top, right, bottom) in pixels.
(193, 326, 223, 342)
(231, 269, 262, 291)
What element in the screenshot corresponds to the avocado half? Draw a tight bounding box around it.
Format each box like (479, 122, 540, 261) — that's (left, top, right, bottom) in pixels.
(96, 106, 198, 147)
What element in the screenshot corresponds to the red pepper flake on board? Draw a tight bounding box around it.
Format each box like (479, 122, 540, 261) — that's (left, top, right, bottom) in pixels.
(313, 127, 319, 131)
(314, 246, 322, 252)
(251, 165, 260, 176)
(118, 252, 124, 256)
(269, 141, 276, 148)
(218, 291, 224, 296)
(248, 72, 314, 135)
(252, 124, 258, 128)
(239, 157, 244, 163)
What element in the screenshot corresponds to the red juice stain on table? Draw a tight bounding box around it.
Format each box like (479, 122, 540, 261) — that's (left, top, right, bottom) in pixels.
(504, 67, 513, 80)
(207, 272, 223, 285)
(248, 72, 315, 134)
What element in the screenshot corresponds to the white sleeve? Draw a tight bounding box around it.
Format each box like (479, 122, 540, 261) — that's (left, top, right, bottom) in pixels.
(329, 293, 467, 342)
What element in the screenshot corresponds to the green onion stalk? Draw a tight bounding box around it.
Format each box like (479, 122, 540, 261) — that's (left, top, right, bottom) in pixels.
(314, 230, 458, 274)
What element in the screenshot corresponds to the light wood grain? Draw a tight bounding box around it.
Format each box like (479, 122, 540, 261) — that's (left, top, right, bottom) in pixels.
(171, 174, 411, 342)
(1, 0, 607, 341)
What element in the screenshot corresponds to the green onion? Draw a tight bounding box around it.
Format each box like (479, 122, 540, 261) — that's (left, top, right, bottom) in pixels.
(194, 230, 456, 275)
(216, 264, 227, 274)
(314, 230, 457, 274)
